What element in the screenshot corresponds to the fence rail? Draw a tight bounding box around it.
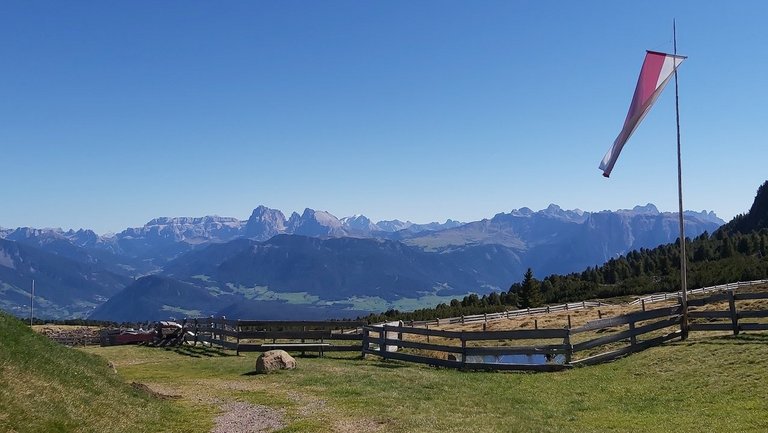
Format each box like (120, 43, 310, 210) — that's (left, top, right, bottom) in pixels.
(361, 324, 572, 372)
(360, 288, 767, 372)
(184, 318, 366, 355)
(406, 300, 605, 328)
(181, 283, 767, 372)
(629, 279, 768, 306)
(686, 289, 768, 334)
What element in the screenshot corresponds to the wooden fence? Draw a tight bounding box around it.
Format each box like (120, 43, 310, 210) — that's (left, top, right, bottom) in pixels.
(396, 279, 767, 329)
(185, 288, 767, 372)
(406, 300, 605, 328)
(361, 304, 682, 371)
(184, 318, 366, 355)
(629, 279, 768, 307)
(688, 290, 768, 334)
(361, 288, 768, 371)
(361, 324, 573, 372)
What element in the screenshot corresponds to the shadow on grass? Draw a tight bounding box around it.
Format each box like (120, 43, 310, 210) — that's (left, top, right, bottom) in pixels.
(166, 345, 237, 358)
(370, 361, 409, 369)
(676, 332, 768, 347)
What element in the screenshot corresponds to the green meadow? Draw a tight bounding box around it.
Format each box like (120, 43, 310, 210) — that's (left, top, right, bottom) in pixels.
(2, 311, 767, 433)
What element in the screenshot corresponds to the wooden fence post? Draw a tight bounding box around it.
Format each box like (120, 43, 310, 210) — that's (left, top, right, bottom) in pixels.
(378, 325, 385, 359)
(564, 327, 572, 365)
(361, 327, 369, 358)
(460, 332, 467, 370)
(567, 315, 572, 329)
(628, 321, 637, 346)
(220, 317, 225, 344)
(534, 319, 538, 330)
(209, 315, 215, 345)
(236, 319, 241, 355)
(641, 299, 646, 311)
(598, 310, 603, 319)
(728, 290, 739, 335)
(426, 323, 430, 343)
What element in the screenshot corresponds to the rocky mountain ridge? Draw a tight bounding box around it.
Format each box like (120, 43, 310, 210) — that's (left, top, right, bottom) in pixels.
(0, 203, 726, 320)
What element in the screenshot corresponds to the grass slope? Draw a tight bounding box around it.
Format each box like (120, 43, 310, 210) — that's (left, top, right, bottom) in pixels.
(0, 312, 209, 433)
(86, 331, 768, 433)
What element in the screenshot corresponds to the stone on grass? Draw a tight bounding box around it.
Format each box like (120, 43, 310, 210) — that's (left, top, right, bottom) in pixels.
(255, 350, 297, 374)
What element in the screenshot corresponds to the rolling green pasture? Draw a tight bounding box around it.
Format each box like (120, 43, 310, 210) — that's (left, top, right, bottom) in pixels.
(87, 332, 768, 433)
(3, 308, 767, 433)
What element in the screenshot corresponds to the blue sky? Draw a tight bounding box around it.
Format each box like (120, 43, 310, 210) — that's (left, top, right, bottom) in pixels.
(2, 1, 767, 234)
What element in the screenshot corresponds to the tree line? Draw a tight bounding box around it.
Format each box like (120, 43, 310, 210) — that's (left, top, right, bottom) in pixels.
(364, 228, 768, 324)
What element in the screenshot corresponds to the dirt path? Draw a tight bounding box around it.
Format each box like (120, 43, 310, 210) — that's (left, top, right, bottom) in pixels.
(212, 402, 285, 433)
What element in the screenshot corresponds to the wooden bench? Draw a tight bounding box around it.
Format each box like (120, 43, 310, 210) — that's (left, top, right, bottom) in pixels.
(260, 342, 332, 357)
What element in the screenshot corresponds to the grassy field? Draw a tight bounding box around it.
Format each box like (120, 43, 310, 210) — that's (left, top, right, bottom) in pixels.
(0, 313, 211, 433)
(83, 331, 768, 433)
(4, 303, 768, 433)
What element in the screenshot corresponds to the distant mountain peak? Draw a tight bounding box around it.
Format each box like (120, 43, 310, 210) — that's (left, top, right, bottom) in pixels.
(511, 207, 534, 217)
(244, 206, 286, 241)
(340, 214, 377, 234)
(630, 203, 660, 214)
(286, 208, 345, 237)
(374, 219, 413, 233)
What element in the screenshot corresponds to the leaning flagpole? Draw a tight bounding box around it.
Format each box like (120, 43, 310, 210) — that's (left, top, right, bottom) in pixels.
(673, 19, 689, 339)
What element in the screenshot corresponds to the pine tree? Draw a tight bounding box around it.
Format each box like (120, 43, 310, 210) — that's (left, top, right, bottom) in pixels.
(518, 268, 543, 308)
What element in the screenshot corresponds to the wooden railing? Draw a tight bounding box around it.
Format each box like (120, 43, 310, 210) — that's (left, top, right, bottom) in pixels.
(406, 300, 605, 328)
(569, 305, 682, 365)
(184, 318, 366, 355)
(362, 288, 768, 371)
(185, 287, 767, 372)
(361, 324, 572, 372)
(688, 290, 768, 334)
(629, 279, 768, 307)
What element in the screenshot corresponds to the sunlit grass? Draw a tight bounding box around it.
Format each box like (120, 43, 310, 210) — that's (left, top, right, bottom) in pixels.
(0, 313, 210, 433)
(5, 306, 767, 433)
(84, 331, 768, 433)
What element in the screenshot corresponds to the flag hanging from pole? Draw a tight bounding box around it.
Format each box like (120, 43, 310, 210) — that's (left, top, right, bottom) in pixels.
(599, 50, 686, 177)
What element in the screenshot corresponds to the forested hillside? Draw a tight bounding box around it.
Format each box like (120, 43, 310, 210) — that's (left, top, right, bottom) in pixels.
(366, 181, 768, 323)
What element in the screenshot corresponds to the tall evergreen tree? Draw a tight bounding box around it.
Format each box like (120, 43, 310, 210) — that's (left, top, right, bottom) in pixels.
(518, 268, 543, 308)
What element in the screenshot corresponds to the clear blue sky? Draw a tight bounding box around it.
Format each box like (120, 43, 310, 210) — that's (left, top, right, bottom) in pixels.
(2, 1, 766, 234)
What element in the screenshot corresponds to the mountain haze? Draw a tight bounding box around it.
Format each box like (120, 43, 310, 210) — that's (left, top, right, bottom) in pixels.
(0, 203, 724, 320)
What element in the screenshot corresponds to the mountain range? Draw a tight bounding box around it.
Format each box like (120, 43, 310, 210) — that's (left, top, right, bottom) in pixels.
(0, 203, 724, 321)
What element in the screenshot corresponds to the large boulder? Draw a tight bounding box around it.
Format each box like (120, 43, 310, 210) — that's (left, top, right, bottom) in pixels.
(255, 350, 297, 374)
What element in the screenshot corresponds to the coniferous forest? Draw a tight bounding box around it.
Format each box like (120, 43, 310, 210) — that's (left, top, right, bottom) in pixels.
(365, 181, 768, 323)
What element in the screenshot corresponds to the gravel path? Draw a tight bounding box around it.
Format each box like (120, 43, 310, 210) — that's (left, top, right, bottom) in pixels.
(211, 402, 285, 433)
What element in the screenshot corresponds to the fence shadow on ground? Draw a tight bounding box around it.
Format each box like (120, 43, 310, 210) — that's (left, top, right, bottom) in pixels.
(167, 345, 237, 358)
(369, 360, 409, 369)
(681, 333, 768, 347)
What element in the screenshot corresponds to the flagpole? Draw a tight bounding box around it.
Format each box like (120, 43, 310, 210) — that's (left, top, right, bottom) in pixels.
(673, 19, 689, 339)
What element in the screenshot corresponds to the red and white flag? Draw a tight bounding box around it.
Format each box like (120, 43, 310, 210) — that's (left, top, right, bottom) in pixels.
(599, 50, 686, 177)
